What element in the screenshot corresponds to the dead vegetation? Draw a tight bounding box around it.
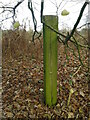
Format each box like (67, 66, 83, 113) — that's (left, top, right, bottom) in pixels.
(2, 29, 89, 119)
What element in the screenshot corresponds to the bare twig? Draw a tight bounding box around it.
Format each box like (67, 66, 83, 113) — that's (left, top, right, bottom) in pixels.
(72, 65, 82, 77)
(77, 23, 90, 29)
(41, 0, 89, 45)
(70, 39, 90, 49)
(73, 36, 83, 65)
(75, 30, 87, 41)
(64, 1, 89, 44)
(0, 0, 24, 23)
(28, 0, 42, 42)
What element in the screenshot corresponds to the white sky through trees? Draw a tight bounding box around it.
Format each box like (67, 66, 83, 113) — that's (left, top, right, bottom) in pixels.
(0, 0, 89, 30)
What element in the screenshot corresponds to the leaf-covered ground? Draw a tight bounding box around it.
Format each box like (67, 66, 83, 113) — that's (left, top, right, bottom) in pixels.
(2, 31, 89, 119)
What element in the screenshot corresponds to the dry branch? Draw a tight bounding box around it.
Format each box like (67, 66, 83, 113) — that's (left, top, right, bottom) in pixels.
(0, 0, 24, 23)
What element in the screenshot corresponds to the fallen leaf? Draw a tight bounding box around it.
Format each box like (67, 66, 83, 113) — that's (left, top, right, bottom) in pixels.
(38, 80, 43, 83)
(6, 112, 13, 118)
(38, 104, 42, 109)
(13, 94, 20, 100)
(80, 91, 85, 97)
(56, 103, 60, 108)
(68, 112, 74, 118)
(79, 107, 84, 114)
(39, 88, 43, 92)
(70, 88, 74, 94)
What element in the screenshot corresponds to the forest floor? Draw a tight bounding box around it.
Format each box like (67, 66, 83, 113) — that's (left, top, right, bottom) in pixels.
(2, 31, 89, 119)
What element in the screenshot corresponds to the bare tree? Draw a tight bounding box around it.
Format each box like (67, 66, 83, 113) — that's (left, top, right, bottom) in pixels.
(0, 0, 24, 26)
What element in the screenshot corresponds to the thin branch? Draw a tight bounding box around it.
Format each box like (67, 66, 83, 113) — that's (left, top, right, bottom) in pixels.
(77, 23, 90, 29)
(43, 21, 66, 38)
(64, 44, 69, 61)
(64, 1, 89, 44)
(0, 6, 13, 9)
(75, 30, 87, 41)
(58, 36, 65, 44)
(0, 0, 24, 23)
(41, 0, 66, 38)
(73, 36, 84, 65)
(70, 39, 90, 49)
(68, 44, 77, 57)
(41, 1, 89, 45)
(14, 0, 24, 9)
(0, 13, 14, 22)
(28, 0, 40, 42)
(72, 65, 82, 77)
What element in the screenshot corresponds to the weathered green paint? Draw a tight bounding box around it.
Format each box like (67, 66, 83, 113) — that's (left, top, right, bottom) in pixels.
(43, 15, 58, 106)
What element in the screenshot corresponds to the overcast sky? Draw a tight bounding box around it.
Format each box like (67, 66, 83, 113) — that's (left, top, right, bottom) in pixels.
(0, 0, 89, 30)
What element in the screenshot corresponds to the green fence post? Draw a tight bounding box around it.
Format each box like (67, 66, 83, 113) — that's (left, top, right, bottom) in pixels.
(43, 15, 58, 106)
